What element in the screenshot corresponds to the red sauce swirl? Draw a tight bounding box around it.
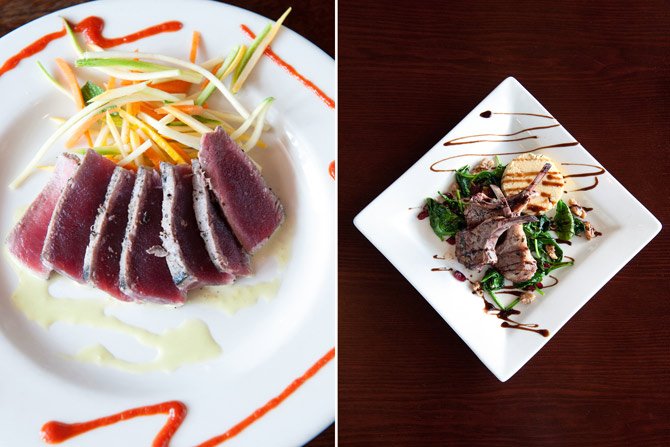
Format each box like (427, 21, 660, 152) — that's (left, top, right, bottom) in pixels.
(0, 17, 182, 78)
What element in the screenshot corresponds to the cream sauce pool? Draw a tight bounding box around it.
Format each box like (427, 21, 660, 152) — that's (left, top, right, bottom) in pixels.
(7, 211, 294, 373)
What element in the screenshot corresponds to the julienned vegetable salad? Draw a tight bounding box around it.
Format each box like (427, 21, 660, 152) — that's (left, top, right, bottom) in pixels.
(10, 8, 292, 189)
(424, 156, 592, 311)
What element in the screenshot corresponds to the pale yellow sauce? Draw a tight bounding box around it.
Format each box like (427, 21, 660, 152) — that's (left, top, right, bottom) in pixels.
(6, 207, 293, 374)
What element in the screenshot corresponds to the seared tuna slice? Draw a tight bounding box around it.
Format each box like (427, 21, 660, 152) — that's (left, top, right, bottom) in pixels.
(199, 127, 284, 254)
(455, 215, 537, 272)
(6, 153, 79, 278)
(160, 162, 233, 289)
(41, 150, 116, 282)
(82, 167, 136, 301)
(191, 159, 251, 276)
(119, 167, 185, 305)
(494, 224, 538, 282)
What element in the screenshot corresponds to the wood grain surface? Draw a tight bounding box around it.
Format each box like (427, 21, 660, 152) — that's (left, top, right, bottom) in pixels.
(339, 0, 669, 446)
(0, 0, 334, 446)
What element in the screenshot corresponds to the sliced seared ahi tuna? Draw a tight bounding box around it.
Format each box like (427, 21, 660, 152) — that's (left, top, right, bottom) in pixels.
(160, 162, 233, 289)
(82, 167, 136, 301)
(119, 167, 185, 305)
(41, 150, 116, 282)
(6, 153, 79, 278)
(192, 159, 251, 276)
(199, 127, 284, 254)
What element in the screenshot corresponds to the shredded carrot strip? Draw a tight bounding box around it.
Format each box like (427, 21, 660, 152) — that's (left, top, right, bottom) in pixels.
(55, 58, 93, 147)
(169, 142, 192, 165)
(64, 106, 120, 149)
(155, 105, 205, 115)
(139, 103, 164, 121)
(144, 146, 163, 168)
(148, 79, 192, 94)
(198, 62, 224, 91)
(190, 31, 200, 63)
(108, 76, 116, 90)
(122, 163, 138, 172)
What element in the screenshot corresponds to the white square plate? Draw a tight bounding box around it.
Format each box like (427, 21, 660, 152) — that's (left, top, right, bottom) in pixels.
(354, 77, 661, 382)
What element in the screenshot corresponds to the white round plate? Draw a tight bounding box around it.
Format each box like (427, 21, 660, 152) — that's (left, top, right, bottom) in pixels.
(0, 1, 335, 445)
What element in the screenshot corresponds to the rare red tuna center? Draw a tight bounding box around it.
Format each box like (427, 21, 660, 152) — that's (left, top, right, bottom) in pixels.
(7, 127, 285, 306)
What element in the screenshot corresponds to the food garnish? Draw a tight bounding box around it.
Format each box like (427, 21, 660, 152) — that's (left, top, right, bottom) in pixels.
(10, 8, 292, 189)
(426, 155, 595, 312)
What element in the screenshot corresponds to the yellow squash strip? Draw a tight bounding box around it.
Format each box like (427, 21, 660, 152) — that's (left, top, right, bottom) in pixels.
(161, 105, 211, 134)
(120, 109, 186, 164)
(93, 123, 110, 147)
(106, 111, 127, 157)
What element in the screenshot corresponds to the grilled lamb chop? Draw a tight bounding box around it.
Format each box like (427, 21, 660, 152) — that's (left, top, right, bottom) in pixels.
(160, 162, 233, 289)
(494, 224, 537, 282)
(6, 153, 79, 278)
(199, 127, 284, 254)
(455, 215, 537, 271)
(82, 167, 136, 302)
(41, 150, 117, 283)
(463, 163, 551, 228)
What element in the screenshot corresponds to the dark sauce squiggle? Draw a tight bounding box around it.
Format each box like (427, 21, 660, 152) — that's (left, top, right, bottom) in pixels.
(480, 110, 554, 119)
(431, 142, 579, 172)
(561, 163, 606, 193)
(431, 257, 551, 337)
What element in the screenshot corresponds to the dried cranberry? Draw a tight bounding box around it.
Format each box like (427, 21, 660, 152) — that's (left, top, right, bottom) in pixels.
(444, 192, 454, 199)
(453, 270, 467, 282)
(470, 183, 482, 196)
(524, 285, 535, 291)
(446, 236, 456, 245)
(418, 204, 429, 220)
(535, 282, 543, 289)
(543, 262, 551, 269)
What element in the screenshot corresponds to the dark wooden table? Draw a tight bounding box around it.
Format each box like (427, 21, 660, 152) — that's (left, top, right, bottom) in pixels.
(339, 1, 669, 446)
(0, 0, 334, 445)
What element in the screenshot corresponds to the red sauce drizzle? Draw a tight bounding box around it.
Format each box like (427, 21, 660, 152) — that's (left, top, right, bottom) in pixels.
(329, 160, 336, 181)
(41, 401, 186, 447)
(194, 347, 335, 447)
(0, 29, 66, 77)
(40, 348, 335, 446)
(240, 24, 335, 110)
(0, 17, 182, 78)
(74, 16, 182, 48)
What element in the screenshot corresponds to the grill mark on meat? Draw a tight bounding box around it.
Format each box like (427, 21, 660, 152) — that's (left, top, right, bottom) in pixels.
(82, 167, 136, 301)
(41, 150, 117, 283)
(6, 153, 79, 278)
(494, 224, 537, 282)
(455, 215, 537, 271)
(160, 162, 233, 290)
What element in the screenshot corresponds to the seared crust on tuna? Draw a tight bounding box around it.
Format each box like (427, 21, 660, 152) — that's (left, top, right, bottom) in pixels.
(199, 127, 284, 254)
(160, 162, 233, 289)
(6, 153, 79, 278)
(82, 167, 136, 301)
(41, 150, 116, 283)
(119, 167, 185, 305)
